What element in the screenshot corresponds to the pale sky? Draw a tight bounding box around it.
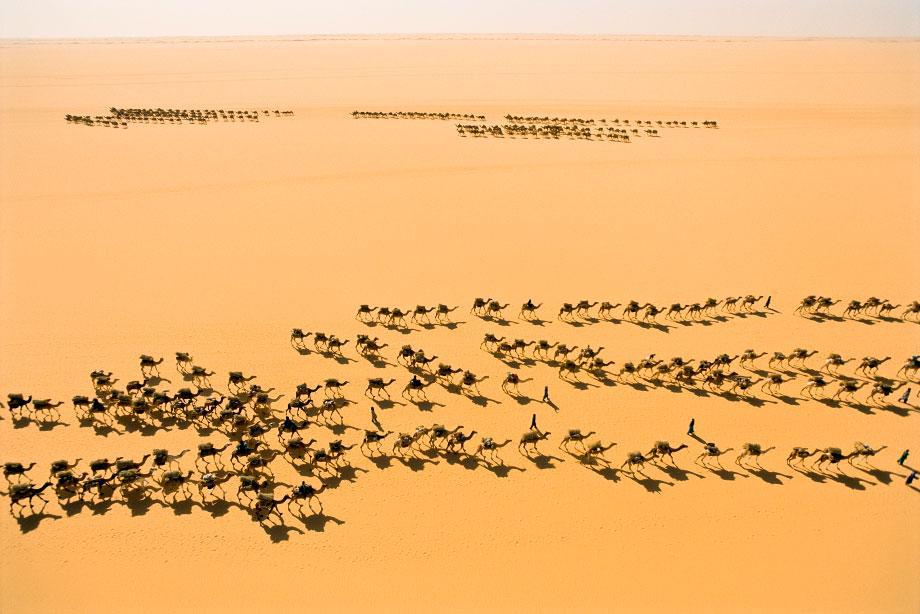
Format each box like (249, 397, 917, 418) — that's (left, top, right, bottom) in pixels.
(1, 0, 918, 39)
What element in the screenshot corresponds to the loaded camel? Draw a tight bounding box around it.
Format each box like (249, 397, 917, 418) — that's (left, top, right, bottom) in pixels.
(735, 443, 775, 469)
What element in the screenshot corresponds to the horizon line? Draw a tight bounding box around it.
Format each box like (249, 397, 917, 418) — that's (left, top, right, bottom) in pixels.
(2, 33, 919, 44)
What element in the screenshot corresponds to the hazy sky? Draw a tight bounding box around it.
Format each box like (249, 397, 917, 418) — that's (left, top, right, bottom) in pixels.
(2, 0, 918, 39)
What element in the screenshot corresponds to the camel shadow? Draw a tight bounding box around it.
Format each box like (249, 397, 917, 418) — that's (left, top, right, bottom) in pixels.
(627, 474, 673, 493)
(321, 352, 357, 365)
(201, 498, 237, 518)
(656, 464, 705, 481)
(507, 393, 535, 406)
(875, 403, 914, 418)
(364, 453, 395, 470)
(483, 462, 526, 477)
(702, 465, 748, 480)
(743, 466, 793, 484)
(396, 455, 438, 471)
(299, 511, 346, 532)
(167, 497, 203, 516)
(825, 471, 874, 490)
(383, 324, 416, 335)
(622, 381, 649, 392)
(468, 394, 501, 407)
(790, 466, 828, 483)
(523, 453, 562, 469)
(774, 395, 802, 406)
(374, 399, 407, 410)
(856, 466, 897, 485)
(262, 522, 304, 542)
(14, 509, 62, 534)
(124, 491, 166, 516)
(562, 379, 597, 391)
(523, 318, 549, 327)
(478, 315, 515, 327)
(588, 465, 621, 482)
(362, 356, 394, 369)
(35, 418, 70, 431)
(411, 400, 446, 412)
(629, 321, 672, 334)
(327, 423, 361, 436)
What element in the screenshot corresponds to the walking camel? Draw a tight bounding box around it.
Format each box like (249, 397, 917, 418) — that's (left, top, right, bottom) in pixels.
(365, 378, 396, 399)
(519, 300, 542, 320)
(786, 447, 819, 467)
(695, 442, 734, 469)
(474, 437, 513, 464)
(735, 443, 775, 469)
(139, 355, 164, 378)
(647, 441, 688, 465)
(559, 429, 596, 452)
(621, 451, 653, 474)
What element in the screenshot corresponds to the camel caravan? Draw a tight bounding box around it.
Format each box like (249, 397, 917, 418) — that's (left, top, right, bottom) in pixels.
(352, 110, 486, 121)
(794, 296, 918, 322)
(455, 114, 720, 141)
(65, 107, 294, 128)
(503, 114, 719, 129)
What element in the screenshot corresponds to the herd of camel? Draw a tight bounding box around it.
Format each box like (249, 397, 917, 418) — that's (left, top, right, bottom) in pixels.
(2, 292, 914, 530)
(795, 296, 920, 322)
(352, 110, 486, 121)
(456, 123, 659, 141)
(65, 107, 294, 128)
(503, 114, 720, 128)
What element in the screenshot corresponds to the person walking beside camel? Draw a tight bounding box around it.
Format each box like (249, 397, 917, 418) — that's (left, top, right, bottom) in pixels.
(542, 386, 550, 403)
(898, 388, 911, 404)
(687, 418, 695, 436)
(897, 449, 909, 466)
(907, 471, 917, 486)
(530, 413, 538, 431)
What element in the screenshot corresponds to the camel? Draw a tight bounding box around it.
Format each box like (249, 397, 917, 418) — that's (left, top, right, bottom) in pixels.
(470, 297, 492, 315)
(360, 430, 392, 455)
(666, 303, 686, 320)
(760, 373, 789, 396)
(558, 303, 576, 321)
(900, 301, 920, 321)
(114, 469, 153, 493)
(277, 416, 310, 441)
(851, 442, 887, 466)
(622, 301, 652, 320)
(434, 304, 458, 323)
(877, 301, 900, 318)
(813, 447, 860, 471)
(410, 350, 439, 371)
(325, 335, 350, 355)
(788, 348, 818, 368)
(174, 353, 194, 375)
(820, 353, 851, 374)
(740, 349, 766, 369)
(445, 430, 478, 453)
(53, 471, 88, 497)
(636, 356, 662, 377)
(728, 376, 761, 396)
(801, 375, 830, 399)
(49, 459, 81, 477)
(842, 300, 864, 318)
(6, 394, 32, 415)
(365, 378, 396, 399)
(312, 332, 331, 350)
(597, 302, 622, 319)
(617, 362, 640, 382)
(228, 371, 257, 393)
(511, 339, 535, 358)
(288, 481, 326, 515)
(253, 493, 291, 522)
(139, 355, 164, 378)
(242, 450, 282, 477)
(740, 295, 763, 311)
(196, 471, 233, 500)
(376, 307, 393, 323)
(815, 297, 839, 313)
(585, 357, 616, 374)
(323, 378, 349, 398)
(355, 305, 377, 322)
(786, 447, 819, 467)
(685, 303, 705, 320)
(641, 305, 663, 322)
(4, 462, 36, 482)
(531, 340, 557, 360)
(230, 440, 263, 466)
(389, 307, 417, 326)
(481, 333, 505, 351)
(392, 427, 430, 455)
(559, 429, 595, 452)
(583, 441, 617, 463)
(578, 346, 605, 364)
(695, 442, 734, 469)
(519, 300, 542, 320)
(897, 355, 919, 381)
(435, 364, 463, 384)
(558, 360, 582, 381)
(356, 336, 387, 357)
(160, 470, 194, 495)
(114, 455, 151, 474)
(460, 371, 487, 395)
(9, 482, 52, 512)
(403, 375, 432, 401)
(429, 424, 465, 448)
(831, 379, 866, 401)
(575, 300, 598, 318)
(411, 305, 436, 323)
(867, 380, 904, 405)
(501, 372, 522, 395)
(486, 301, 510, 320)
(735, 443, 775, 468)
(722, 296, 740, 312)
(647, 441, 688, 464)
(152, 449, 189, 469)
(295, 383, 322, 401)
(702, 297, 721, 316)
(553, 344, 579, 361)
(621, 451, 653, 474)
(474, 437, 513, 464)
(237, 475, 270, 501)
(856, 356, 891, 377)
(519, 429, 552, 455)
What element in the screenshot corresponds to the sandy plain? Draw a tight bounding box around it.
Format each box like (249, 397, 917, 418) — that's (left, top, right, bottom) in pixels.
(0, 35, 919, 613)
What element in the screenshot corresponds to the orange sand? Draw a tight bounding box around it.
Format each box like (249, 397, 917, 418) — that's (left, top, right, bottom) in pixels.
(0, 36, 918, 613)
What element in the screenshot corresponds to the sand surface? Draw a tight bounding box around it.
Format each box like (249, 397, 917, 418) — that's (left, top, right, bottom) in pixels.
(1, 36, 919, 613)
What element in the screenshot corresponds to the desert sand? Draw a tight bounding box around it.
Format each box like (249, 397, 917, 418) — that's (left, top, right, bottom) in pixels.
(0, 36, 918, 613)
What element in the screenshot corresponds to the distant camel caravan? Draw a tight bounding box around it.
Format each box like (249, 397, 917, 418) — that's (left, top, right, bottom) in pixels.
(795, 295, 915, 321)
(66, 107, 294, 128)
(352, 110, 486, 121)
